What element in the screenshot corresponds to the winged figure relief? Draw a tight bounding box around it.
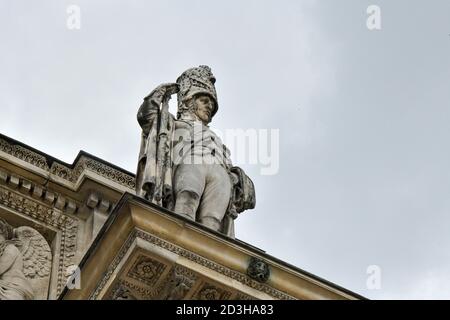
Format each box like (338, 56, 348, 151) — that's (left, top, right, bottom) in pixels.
(0, 219, 52, 300)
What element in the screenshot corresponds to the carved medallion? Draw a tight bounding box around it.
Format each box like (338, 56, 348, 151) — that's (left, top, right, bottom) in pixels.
(247, 257, 270, 283)
(127, 255, 166, 286)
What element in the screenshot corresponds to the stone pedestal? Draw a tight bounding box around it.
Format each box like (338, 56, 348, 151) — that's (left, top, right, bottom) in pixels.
(60, 194, 361, 300)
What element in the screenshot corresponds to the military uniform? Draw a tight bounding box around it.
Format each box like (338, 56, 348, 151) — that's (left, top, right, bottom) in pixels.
(136, 66, 255, 236)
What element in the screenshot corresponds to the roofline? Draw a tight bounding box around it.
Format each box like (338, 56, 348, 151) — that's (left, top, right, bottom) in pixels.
(0, 132, 135, 177)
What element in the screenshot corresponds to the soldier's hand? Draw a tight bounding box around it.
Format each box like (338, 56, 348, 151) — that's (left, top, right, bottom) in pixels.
(145, 83, 180, 101)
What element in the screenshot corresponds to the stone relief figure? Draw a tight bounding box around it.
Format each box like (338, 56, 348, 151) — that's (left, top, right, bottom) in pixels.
(136, 66, 255, 237)
(0, 219, 52, 300)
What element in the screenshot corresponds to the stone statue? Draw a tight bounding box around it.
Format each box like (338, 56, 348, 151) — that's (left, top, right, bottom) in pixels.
(0, 219, 52, 300)
(136, 66, 255, 237)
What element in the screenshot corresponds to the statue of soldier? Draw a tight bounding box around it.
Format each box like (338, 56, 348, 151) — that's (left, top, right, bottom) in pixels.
(136, 66, 255, 237)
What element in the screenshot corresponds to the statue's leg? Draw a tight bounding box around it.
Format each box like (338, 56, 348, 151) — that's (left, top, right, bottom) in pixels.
(173, 164, 205, 221)
(197, 165, 232, 232)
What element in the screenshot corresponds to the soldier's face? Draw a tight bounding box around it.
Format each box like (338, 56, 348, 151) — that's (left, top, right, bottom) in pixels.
(194, 95, 214, 124)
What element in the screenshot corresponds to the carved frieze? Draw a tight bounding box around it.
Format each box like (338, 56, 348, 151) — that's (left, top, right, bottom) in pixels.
(90, 229, 295, 300)
(0, 137, 136, 191)
(193, 283, 232, 300)
(110, 281, 138, 300)
(127, 255, 167, 287)
(0, 139, 49, 170)
(157, 266, 197, 300)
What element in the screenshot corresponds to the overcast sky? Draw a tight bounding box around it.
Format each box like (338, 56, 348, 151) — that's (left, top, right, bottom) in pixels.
(1, 0, 450, 299)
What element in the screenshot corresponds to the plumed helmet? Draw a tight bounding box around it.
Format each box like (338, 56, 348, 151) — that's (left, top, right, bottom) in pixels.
(176, 65, 219, 117)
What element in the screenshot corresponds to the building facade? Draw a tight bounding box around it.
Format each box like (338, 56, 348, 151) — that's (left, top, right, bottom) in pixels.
(0, 133, 363, 300)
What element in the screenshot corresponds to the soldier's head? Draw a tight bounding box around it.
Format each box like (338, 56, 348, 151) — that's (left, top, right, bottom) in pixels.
(0, 218, 13, 242)
(176, 66, 218, 123)
(178, 94, 215, 124)
(193, 95, 215, 124)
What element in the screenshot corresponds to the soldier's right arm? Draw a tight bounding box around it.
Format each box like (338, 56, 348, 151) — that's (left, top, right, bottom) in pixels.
(137, 98, 159, 135)
(137, 83, 179, 135)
